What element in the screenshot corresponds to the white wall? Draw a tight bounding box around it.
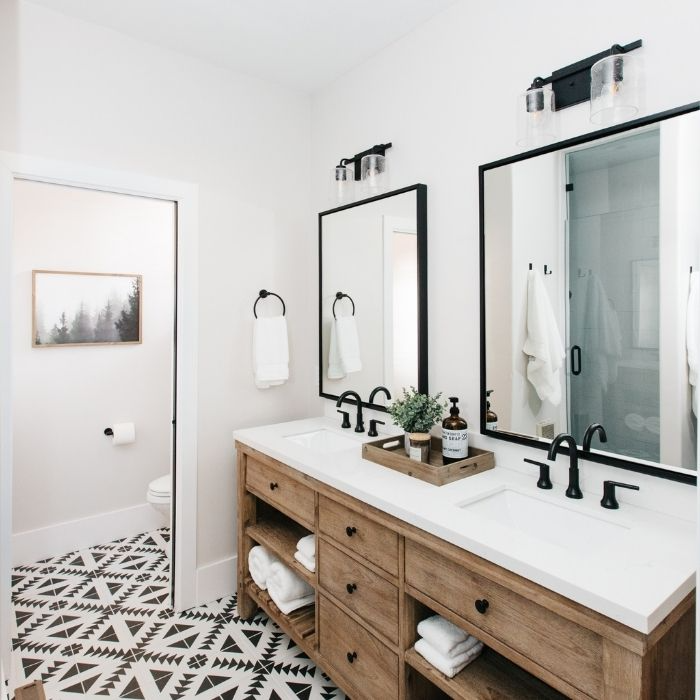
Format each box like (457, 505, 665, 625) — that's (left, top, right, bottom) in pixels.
(12, 181, 174, 547)
(310, 0, 699, 496)
(3, 1, 314, 574)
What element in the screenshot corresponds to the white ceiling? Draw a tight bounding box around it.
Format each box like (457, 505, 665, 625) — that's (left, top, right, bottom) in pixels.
(27, 0, 459, 93)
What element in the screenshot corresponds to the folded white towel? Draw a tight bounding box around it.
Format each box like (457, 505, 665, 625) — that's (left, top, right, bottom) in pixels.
(417, 614, 469, 656)
(294, 549, 316, 573)
(336, 315, 362, 373)
(522, 269, 565, 405)
(296, 534, 316, 559)
(253, 316, 289, 389)
(267, 561, 314, 604)
(415, 638, 483, 678)
(269, 590, 315, 616)
(688, 271, 699, 417)
(327, 321, 346, 379)
(248, 545, 280, 590)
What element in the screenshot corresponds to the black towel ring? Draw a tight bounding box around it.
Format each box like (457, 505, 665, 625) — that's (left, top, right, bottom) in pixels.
(332, 291, 355, 319)
(253, 289, 286, 318)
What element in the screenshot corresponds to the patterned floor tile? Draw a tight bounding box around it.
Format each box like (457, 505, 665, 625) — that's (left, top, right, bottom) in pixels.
(10, 529, 345, 699)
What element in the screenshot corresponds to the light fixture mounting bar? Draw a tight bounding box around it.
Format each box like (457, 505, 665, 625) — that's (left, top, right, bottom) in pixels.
(339, 143, 392, 181)
(532, 40, 642, 111)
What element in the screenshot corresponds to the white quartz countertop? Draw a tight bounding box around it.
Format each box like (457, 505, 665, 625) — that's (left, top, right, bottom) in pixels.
(234, 416, 696, 633)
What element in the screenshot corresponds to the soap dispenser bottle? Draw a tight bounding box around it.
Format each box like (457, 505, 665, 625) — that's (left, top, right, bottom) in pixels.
(442, 397, 469, 465)
(485, 389, 498, 431)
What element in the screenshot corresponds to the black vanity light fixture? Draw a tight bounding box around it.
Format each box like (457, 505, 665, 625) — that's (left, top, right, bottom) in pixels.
(332, 142, 392, 205)
(517, 40, 643, 147)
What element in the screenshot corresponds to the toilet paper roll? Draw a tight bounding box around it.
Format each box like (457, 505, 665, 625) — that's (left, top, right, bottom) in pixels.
(111, 422, 136, 446)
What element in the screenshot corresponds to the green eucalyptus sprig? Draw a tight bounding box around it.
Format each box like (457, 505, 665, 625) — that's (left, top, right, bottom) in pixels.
(387, 386, 447, 433)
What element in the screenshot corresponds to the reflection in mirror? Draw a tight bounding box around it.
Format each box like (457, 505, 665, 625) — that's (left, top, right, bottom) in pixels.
(319, 185, 427, 408)
(481, 105, 699, 479)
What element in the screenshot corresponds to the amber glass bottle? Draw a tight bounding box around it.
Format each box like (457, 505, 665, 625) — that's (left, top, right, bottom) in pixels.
(442, 397, 469, 465)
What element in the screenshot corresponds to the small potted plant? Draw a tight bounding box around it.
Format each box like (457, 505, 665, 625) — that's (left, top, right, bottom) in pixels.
(387, 387, 446, 462)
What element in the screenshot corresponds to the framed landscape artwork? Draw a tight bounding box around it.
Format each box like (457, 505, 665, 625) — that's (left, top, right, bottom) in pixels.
(32, 270, 142, 347)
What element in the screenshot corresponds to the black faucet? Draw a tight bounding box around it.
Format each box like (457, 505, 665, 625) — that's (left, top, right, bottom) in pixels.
(368, 385, 392, 405)
(336, 390, 365, 433)
(547, 433, 583, 499)
(582, 423, 608, 452)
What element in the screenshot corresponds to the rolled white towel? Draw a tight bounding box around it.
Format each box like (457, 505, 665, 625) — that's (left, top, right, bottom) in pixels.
(248, 545, 280, 590)
(296, 534, 316, 559)
(417, 614, 471, 657)
(269, 590, 315, 616)
(294, 549, 316, 573)
(415, 637, 483, 678)
(267, 561, 314, 604)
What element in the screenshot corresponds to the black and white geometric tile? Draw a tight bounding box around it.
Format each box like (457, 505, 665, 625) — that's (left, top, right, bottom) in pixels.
(11, 529, 345, 699)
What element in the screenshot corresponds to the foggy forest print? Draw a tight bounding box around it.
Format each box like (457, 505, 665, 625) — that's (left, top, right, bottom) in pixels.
(33, 271, 142, 347)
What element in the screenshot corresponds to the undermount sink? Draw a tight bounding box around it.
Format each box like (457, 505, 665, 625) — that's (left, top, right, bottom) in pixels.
(458, 488, 630, 551)
(285, 428, 360, 453)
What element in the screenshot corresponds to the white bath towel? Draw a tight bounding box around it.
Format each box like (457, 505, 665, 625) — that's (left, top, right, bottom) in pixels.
(336, 315, 362, 373)
(414, 638, 484, 678)
(267, 561, 314, 604)
(327, 321, 346, 379)
(253, 316, 289, 389)
(269, 591, 315, 616)
(248, 545, 280, 590)
(293, 549, 316, 573)
(417, 614, 469, 656)
(296, 534, 316, 559)
(522, 269, 565, 405)
(688, 270, 700, 417)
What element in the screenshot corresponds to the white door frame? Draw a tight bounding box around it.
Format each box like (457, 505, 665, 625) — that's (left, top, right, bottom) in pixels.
(0, 152, 199, 670)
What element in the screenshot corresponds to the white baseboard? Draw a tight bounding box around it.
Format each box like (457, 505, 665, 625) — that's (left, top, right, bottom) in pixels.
(12, 503, 166, 567)
(196, 555, 237, 606)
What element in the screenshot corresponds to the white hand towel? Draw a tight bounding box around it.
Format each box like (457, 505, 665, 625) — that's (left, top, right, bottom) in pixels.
(688, 271, 700, 417)
(293, 549, 316, 573)
(414, 638, 484, 678)
(327, 321, 346, 379)
(248, 545, 280, 590)
(253, 316, 289, 389)
(269, 591, 315, 616)
(267, 561, 314, 604)
(416, 614, 469, 656)
(522, 269, 565, 405)
(296, 534, 316, 559)
(336, 316, 362, 374)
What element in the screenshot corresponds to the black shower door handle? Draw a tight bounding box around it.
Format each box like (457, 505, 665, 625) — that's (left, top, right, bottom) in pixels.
(571, 345, 582, 376)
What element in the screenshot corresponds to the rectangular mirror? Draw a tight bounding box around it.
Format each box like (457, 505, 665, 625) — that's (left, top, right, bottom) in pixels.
(319, 184, 427, 408)
(480, 104, 699, 483)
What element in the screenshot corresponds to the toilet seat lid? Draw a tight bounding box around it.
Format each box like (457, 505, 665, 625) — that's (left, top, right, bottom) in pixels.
(149, 474, 171, 496)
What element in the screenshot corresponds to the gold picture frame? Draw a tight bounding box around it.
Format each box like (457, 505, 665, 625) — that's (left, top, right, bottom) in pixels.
(32, 270, 143, 347)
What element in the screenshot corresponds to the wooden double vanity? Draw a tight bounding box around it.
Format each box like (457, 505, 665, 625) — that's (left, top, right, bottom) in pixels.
(235, 428, 695, 699)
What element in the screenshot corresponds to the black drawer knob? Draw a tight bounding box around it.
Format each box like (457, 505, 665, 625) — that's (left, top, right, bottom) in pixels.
(475, 598, 489, 614)
(269, 482, 278, 491)
(346, 651, 357, 663)
(345, 526, 357, 537)
(346, 583, 357, 594)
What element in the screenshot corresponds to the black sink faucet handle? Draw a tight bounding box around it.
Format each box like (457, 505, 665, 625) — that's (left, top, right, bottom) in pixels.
(337, 409, 351, 429)
(368, 419, 385, 437)
(600, 480, 640, 509)
(523, 458, 553, 490)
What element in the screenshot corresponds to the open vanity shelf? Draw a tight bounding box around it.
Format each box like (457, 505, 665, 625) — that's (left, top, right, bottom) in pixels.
(236, 441, 694, 699)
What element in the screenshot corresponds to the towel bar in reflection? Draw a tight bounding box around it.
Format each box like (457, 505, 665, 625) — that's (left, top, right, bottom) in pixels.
(332, 291, 356, 319)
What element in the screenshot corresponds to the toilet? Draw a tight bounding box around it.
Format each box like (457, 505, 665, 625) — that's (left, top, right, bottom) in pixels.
(147, 474, 171, 525)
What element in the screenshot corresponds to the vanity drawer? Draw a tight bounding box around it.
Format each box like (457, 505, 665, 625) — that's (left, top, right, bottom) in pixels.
(318, 495, 399, 576)
(318, 539, 399, 643)
(245, 458, 315, 528)
(319, 595, 398, 700)
(405, 539, 602, 698)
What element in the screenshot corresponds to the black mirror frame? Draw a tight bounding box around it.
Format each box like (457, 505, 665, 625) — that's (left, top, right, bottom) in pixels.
(318, 183, 428, 411)
(479, 102, 700, 486)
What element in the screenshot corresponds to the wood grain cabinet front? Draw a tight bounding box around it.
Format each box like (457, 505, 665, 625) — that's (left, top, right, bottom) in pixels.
(318, 538, 399, 643)
(318, 494, 399, 576)
(319, 595, 399, 700)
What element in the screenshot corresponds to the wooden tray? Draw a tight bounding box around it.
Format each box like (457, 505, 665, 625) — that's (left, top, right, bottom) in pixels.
(362, 435, 494, 486)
